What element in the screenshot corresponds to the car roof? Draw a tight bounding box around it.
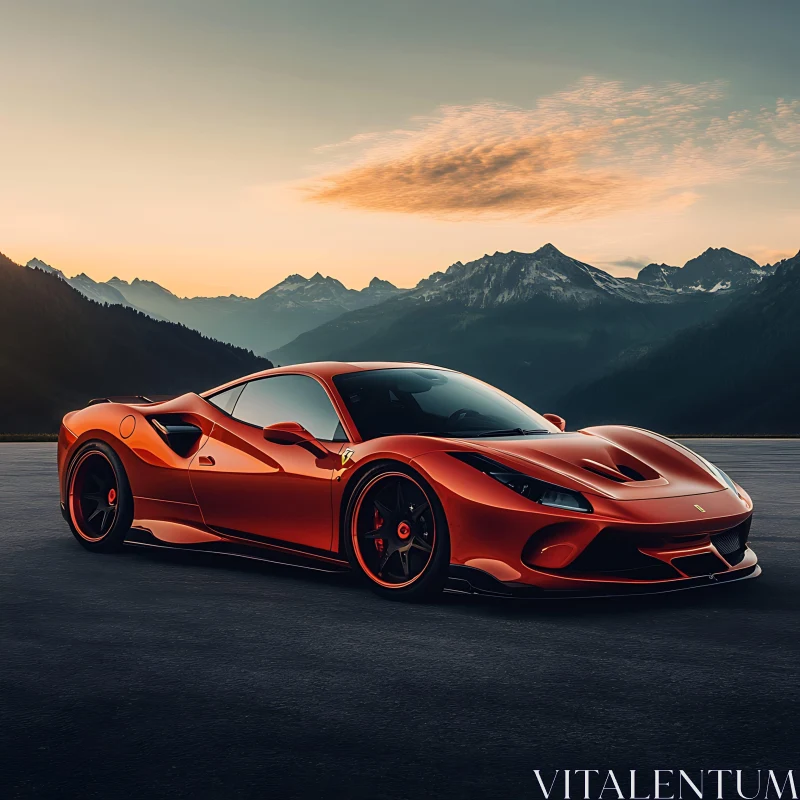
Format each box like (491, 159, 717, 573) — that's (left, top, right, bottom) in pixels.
(200, 361, 447, 397)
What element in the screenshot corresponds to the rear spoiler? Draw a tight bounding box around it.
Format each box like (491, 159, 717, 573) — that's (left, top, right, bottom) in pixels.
(87, 395, 178, 406)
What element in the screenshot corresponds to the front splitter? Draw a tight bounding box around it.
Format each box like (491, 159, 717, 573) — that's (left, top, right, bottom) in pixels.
(446, 563, 762, 599)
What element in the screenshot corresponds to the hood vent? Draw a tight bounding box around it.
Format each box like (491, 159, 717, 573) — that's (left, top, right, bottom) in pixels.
(580, 458, 652, 483)
(615, 464, 647, 482)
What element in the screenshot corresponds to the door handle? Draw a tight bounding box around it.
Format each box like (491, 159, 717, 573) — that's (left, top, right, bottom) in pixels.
(198, 455, 215, 466)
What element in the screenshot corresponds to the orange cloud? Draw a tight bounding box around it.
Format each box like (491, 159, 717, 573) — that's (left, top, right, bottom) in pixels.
(305, 78, 800, 221)
(311, 129, 649, 218)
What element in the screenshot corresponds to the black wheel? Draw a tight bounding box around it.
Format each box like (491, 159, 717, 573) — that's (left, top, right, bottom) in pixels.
(344, 463, 450, 601)
(65, 441, 133, 552)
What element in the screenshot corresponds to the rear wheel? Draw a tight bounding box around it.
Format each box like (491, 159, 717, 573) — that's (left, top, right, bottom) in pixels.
(344, 464, 450, 601)
(66, 441, 133, 552)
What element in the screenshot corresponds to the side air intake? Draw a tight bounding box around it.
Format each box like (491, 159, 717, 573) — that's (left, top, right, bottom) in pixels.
(150, 415, 203, 457)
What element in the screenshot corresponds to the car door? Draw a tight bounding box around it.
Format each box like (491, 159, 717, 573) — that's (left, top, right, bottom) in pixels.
(189, 374, 348, 553)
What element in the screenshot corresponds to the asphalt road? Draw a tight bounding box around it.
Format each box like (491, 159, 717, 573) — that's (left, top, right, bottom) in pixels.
(0, 441, 798, 799)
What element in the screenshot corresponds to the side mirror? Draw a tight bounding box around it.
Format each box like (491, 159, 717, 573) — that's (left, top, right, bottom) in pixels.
(543, 413, 566, 432)
(263, 421, 328, 457)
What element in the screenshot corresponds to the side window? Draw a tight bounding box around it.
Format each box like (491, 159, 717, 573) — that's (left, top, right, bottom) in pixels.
(232, 375, 347, 441)
(206, 383, 245, 415)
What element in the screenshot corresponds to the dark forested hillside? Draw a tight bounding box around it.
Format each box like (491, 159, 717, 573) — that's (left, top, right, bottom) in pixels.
(557, 253, 800, 435)
(0, 253, 271, 432)
(270, 291, 725, 411)
(269, 246, 745, 410)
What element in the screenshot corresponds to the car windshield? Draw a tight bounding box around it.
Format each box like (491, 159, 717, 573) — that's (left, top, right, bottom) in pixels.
(332, 368, 557, 440)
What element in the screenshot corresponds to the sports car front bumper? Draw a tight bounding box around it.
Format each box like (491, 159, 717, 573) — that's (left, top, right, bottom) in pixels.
(447, 549, 761, 599)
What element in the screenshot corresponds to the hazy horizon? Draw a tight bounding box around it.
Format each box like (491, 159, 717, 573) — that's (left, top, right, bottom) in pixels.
(2, 0, 798, 296)
(21, 240, 797, 300)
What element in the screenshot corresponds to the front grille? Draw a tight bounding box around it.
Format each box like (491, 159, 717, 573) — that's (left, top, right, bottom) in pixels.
(541, 529, 679, 580)
(711, 517, 751, 566)
(672, 552, 728, 577)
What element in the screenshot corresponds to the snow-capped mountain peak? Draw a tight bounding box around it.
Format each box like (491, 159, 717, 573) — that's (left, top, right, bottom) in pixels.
(411, 245, 671, 307)
(637, 247, 773, 293)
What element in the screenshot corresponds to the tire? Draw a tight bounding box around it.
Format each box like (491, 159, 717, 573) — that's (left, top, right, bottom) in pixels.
(65, 440, 133, 553)
(343, 462, 450, 601)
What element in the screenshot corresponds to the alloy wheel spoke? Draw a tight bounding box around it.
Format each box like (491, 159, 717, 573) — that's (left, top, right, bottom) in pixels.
(396, 480, 405, 513)
(87, 506, 104, 522)
(363, 528, 385, 540)
(411, 501, 429, 521)
(411, 536, 432, 553)
(374, 498, 393, 520)
(378, 545, 397, 572)
(397, 549, 410, 577)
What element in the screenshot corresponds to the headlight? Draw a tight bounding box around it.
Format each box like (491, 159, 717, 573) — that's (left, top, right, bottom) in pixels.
(539, 488, 592, 512)
(449, 452, 593, 513)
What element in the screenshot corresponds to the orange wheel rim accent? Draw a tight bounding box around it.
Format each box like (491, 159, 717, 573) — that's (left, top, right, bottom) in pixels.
(68, 451, 119, 542)
(351, 472, 436, 590)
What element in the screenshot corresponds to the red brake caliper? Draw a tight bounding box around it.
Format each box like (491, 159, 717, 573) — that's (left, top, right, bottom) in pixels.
(373, 508, 385, 554)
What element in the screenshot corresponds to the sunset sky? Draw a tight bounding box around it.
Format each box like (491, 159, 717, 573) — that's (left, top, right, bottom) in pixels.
(1, 0, 798, 297)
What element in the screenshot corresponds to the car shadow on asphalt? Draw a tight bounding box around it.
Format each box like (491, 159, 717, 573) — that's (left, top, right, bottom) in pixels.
(121, 542, 777, 620)
(444, 578, 769, 620)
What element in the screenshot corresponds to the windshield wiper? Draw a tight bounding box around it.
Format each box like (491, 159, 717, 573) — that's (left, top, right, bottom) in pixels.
(413, 428, 550, 438)
(472, 428, 549, 437)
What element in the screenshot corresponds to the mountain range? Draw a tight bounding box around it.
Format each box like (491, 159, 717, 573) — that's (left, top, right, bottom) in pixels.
(2, 253, 271, 433)
(27, 259, 404, 353)
(26, 244, 775, 358)
(16, 242, 799, 434)
(560, 250, 800, 434)
(267, 244, 778, 411)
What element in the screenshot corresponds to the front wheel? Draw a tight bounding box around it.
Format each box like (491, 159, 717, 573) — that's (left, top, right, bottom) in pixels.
(343, 464, 450, 601)
(65, 441, 133, 552)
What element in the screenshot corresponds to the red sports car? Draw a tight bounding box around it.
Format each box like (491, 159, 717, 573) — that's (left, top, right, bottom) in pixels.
(58, 362, 760, 600)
